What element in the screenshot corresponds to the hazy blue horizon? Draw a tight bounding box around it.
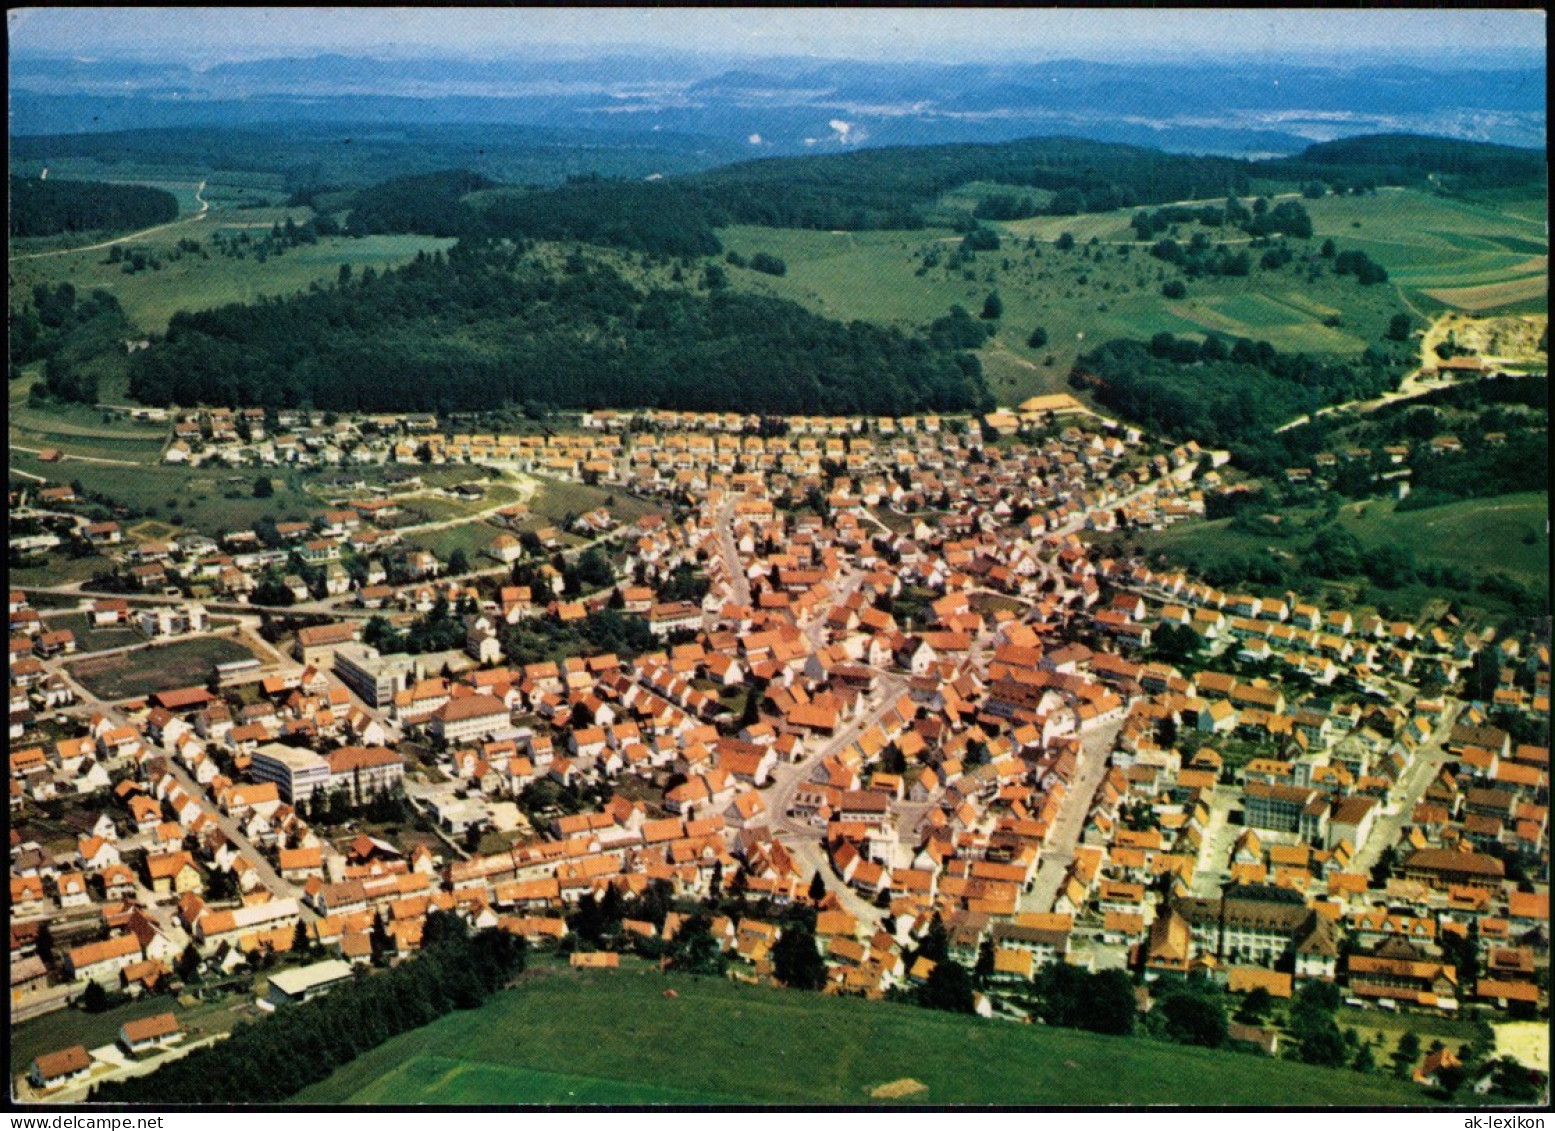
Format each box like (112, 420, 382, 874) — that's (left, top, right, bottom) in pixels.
(8, 7, 1546, 67)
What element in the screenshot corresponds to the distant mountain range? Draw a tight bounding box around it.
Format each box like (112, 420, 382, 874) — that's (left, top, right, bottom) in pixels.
(10, 51, 1547, 155)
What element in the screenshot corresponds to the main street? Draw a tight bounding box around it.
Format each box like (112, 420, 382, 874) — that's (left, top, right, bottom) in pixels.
(1350, 698, 1464, 878)
(713, 495, 753, 608)
(1024, 716, 1125, 913)
(760, 671, 909, 922)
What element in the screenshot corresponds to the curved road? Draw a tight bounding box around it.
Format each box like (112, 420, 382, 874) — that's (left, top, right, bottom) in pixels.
(12, 181, 209, 262)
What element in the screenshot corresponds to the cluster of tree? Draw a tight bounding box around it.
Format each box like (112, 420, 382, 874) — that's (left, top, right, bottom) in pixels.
(1274, 374, 1548, 508)
(1133, 197, 1311, 242)
(971, 193, 1043, 221)
(10, 283, 129, 374)
(745, 251, 787, 276)
(1283, 981, 1350, 1067)
(644, 560, 710, 606)
(1070, 334, 1396, 460)
(1146, 980, 1230, 1048)
(127, 243, 991, 416)
(92, 914, 526, 1103)
(1332, 249, 1389, 285)
(904, 915, 977, 1014)
(362, 597, 475, 656)
(1030, 962, 1137, 1035)
(498, 606, 661, 668)
(345, 169, 499, 237)
(293, 782, 411, 827)
(1150, 235, 1252, 278)
(689, 136, 1252, 230)
(205, 216, 337, 266)
(9, 175, 178, 238)
(11, 284, 134, 404)
(10, 123, 735, 202)
(926, 305, 997, 350)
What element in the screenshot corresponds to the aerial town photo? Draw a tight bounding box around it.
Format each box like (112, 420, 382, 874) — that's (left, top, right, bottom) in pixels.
(6, 7, 1548, 1113)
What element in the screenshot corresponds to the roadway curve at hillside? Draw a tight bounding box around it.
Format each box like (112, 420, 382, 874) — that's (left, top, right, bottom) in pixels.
(11, 180, 209, 262)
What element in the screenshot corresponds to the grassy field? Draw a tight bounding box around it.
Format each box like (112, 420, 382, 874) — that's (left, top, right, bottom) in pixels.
(1335, 1005, 1486, 1058)
(404, 521, 503, 563)
(525, 477, 664, 531)
(946, 186, 1542, 400)
(295, 968, 1433, 1106)
(47, 611, 146, 653)
(66, 635, 255, 701)
(1339, 493, 1549, 585)
(8, 445, 348, 539)
(10, 228, 456, 336)
(710, 213, 1412, 406)
(10, 388, 169, 467)
(1132, 492, 1548, 596)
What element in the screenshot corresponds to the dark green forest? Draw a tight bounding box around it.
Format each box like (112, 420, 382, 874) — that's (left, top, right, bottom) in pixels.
(344, 169, 498, 237)
(8, 176, 178, 237)
(1260, 133, 1548, 193)
(124, 242, 991, 415)
(1070, 334, 1398, 467)
(462, 176, 724, 257)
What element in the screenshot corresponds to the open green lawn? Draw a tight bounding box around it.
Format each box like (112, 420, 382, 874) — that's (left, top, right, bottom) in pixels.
(295, 968, 1434, 1106)
(66, 635, 255, 701)
(404, 521, 503, 563)
(525, 477, 664, 530)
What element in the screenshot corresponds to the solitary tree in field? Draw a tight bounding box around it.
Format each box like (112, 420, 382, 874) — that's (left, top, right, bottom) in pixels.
(981, 291, 1003, 320)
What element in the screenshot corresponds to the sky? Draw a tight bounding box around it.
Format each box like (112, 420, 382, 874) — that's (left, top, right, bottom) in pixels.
(7, 7, 1547, 65)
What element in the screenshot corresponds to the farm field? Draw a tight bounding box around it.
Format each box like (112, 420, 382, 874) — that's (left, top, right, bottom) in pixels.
(66, 635, 256, 701)
(295, 968, 1433, 1106)
(10, 389, 169, 467)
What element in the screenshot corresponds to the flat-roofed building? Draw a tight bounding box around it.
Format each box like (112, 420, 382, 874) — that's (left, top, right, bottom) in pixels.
(266, 958, 356, 1006)
(250, 742, 331, 803)
(333, 645, 417, 707)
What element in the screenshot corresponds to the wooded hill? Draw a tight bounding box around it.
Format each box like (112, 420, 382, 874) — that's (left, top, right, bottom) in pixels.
(340, 132, 1543, 256)
(125, 243, 991, 415)
(8, 176, 179, 237)
(1259, 133, 1549, 192)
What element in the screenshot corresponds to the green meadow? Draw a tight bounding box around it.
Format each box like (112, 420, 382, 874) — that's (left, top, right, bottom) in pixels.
(295, 968, 1435, 1107)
